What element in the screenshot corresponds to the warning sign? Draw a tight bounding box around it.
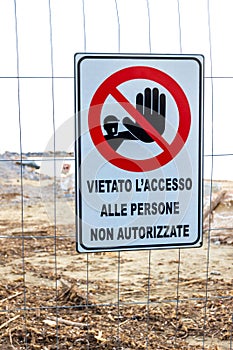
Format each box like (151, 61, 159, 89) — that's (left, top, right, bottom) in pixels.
(75, 53, 204, 253)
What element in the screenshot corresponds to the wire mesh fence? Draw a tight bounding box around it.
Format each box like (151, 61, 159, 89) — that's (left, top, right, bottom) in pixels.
(0, 1, 232, 349)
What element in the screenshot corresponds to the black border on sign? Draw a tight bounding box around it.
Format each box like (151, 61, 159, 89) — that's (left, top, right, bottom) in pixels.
(74, 53, 204, 253)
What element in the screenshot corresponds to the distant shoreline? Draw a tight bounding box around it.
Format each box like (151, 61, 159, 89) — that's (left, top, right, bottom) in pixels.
(0, 151, 74, 159)
(1, 151, 232, 182)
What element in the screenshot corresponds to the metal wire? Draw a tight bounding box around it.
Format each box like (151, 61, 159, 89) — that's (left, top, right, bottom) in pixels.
(48, 1, 60, 348)
(146, 0, 152, 54)
(175, 1, 183, 342)
(81, 3, 91, 349)
(114, 4, 122, 349)
(203, 1, 215, 347)
(13, 1, 28, 347)
(114, 0, 121, 53)
(117, 251, 121, 349)
(145, 3, 152, 348)
(82, 0, 87, 52)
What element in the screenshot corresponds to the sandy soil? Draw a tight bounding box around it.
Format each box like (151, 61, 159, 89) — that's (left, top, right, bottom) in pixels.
(0, 159, 232, 349)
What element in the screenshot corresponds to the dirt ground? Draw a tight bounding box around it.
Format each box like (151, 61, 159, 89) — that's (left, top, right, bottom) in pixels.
(0, 158, 232, 349)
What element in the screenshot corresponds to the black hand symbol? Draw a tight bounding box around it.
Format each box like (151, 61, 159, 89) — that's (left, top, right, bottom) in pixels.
(103, 115, 137, 151)
(123, 88, 166, 143)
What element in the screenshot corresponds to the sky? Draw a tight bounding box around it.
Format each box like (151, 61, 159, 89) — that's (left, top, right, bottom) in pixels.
(0, 0, 232, 180)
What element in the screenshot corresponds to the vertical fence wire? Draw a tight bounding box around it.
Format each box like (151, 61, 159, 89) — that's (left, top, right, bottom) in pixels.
(146, 250, 152, 349)
(146, 0, 152, 54)
(116, 251, 121, 349)
(48, 1, 59, 347)
(174, 0, 182, 342)
(231, 314, 233, 350)
(86, 253, 90, 350)
(203, 1, 215, 347)
(81, 2, 90, 348)
(114, 0, 121, 53)
(145, 2, 152, 348)
(114, 3, 122, 348)
(13, 1, 28, 347)
(82, 0, 87, 52)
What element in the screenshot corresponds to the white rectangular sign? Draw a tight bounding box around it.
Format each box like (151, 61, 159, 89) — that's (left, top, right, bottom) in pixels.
(75, 53, 204, 252)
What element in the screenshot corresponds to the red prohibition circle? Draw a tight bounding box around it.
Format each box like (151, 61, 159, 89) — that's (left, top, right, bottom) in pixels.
(88, 66, 191, 172)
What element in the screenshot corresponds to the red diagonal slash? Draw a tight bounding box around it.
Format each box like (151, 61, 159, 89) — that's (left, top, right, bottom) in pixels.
(88, 65, 191, 172)
(110, 87, 170, 152)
